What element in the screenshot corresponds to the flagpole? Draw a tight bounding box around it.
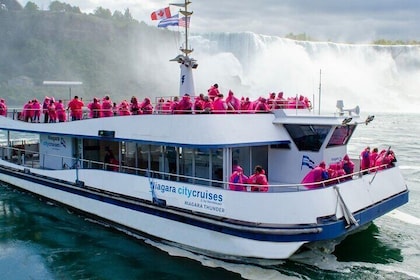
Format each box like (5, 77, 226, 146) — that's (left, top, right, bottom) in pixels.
(169, 0, 197, 96)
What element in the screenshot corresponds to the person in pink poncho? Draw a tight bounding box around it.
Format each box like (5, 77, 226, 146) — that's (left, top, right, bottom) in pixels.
(207, 83, 220, 101)
(67, 96, 84, 121)
(229, 166, 249, 191)
(140, 97, 154, 114)
(301, 161, 329, 189)
(101, 95, 113, 117)
(248, 165, 268, 192)
(55, 100, 67, 122)
(342, 154, 355, 180)
(226, 90, 241, 112)
(32, 99, 41, 123)
(213, 94, 227, 114)
(177, 94, 192, 114)
(88, 97, 102, 118)
(0, 99, 7, 117)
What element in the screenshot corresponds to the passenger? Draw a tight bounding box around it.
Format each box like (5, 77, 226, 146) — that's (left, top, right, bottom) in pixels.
(112, 102, 118, 116)
(88, 97, 102, 118)
(23, 100, 33, 122)
(225, 90, 241, 112)
(48, 98, 57, 123)
(32, 99, 41, 123)
(171, 96, 180, 114)
(248, 165, 268, 192)
(254, 97, 270, 113)
(177, 94, 192, 114)
(104, 147, 118, 171)
(229, 166, 248, 191)
(67, 95, 84, 121)
(42, 96, 50, 123)
(301, 161, 329, 189)
(0, 98, 7, 117)
(140, 97, 154, 114)
(360, 146, 371, 174)
(342, 154, 355, 180)
(155, 98, 165, 114)
(193, 94, 204, 113)
(162, 99, 172, 114)
(267, 92, 276, 110)
(102, 95, 113, 117)
(275, 92, 287, 109)
(370, 148, 379, 170)
(56, 100, 67, 122)
(130, 96, 140, 115)
(213, 94, 227, 114)
(375, 149, 396, 170)
(207, 83, 220, 101)
(297, 95, 306, 109)
(202, 96, 213, 113)
(240, 97, 252, 112)
(118, 100, 131, 116)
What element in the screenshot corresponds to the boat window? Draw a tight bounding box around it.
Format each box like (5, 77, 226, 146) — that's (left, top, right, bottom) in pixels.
(195, 148, 211, 185)
(137, 144, 149, 176)
(327, 125, 356, 147)
(251, 146, 268, 177)
(150, 144, 162, 177)
(179, 147, 194, 182)
(284, 124, 330, 151)
(211, 148, 223, 187)
(232, 147, 251, 175)
(163, 146, 178, 179)
(123, 142, 137, 173)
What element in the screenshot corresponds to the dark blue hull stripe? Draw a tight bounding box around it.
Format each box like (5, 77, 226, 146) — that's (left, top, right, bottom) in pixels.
(0, 166, 409, 243)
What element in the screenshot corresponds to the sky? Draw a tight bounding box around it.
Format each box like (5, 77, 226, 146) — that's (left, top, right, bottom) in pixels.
(16, 0, 420, 43)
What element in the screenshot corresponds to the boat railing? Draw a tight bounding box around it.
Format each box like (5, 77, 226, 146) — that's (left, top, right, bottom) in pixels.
(0, 145, 394, 193)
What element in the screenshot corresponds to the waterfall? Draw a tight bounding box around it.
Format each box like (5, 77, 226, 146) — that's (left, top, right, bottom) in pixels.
(180, 32, 420, 113)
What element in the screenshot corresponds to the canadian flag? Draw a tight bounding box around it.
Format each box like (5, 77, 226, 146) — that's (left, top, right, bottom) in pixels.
(150, 7, 171, 20)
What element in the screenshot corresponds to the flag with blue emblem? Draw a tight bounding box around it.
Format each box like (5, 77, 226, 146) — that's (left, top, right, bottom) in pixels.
(301, 155, 315, 170)
(158, 14, 179, 28)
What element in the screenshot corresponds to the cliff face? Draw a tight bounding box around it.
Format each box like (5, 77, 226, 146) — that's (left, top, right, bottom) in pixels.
(0, 0, 22, 11)
(0, 9, 179, 105)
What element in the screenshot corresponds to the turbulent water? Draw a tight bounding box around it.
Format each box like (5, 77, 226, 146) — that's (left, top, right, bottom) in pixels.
(0, 112, 419, 280)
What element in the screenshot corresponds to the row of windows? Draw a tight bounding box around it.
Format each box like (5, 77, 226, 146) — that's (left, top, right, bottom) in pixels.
(82, 139, 268, 186)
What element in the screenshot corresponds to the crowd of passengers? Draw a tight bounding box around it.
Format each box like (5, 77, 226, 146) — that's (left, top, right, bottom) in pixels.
(301, 147, 396, 189)
(0, 84, 312, 122)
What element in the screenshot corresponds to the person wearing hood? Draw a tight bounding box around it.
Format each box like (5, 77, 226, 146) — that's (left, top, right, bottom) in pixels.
(342, 154, 355, 180)
(140, 97, 154, 114)
(301, 161, 329, 189)
(229, 166, 248, 191)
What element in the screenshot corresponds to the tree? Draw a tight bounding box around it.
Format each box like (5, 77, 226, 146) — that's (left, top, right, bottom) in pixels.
(49, 1, 81, 13)
(124, 8, 133, 21)
(24, 2, 39, 12)
(94, 7, 112, 20)
(112, 10, 124, 21)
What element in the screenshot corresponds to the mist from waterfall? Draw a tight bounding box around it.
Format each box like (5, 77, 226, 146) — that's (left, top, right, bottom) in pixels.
(168, 32, 420, 114)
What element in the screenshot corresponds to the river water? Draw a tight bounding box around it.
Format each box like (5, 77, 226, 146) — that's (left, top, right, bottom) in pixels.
(0, 113, 419, 279)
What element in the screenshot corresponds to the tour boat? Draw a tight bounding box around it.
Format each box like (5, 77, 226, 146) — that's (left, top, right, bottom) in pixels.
(0, 1, 409, 260)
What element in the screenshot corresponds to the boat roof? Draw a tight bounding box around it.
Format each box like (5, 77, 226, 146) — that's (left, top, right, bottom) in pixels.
(0, 110, 355, 148)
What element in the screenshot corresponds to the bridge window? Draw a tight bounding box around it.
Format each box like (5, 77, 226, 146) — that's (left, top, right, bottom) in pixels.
(284, 124, 330, 151)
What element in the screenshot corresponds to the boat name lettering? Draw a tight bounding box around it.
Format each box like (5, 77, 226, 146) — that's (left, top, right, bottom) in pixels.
(150, 182, 176, 194)
(178, 186, 223, 202)
(184, 201, 203, 208)
(150, 182, 223, 202)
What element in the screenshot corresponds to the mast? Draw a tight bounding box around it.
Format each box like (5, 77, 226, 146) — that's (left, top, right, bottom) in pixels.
(170, 0, 197, 96)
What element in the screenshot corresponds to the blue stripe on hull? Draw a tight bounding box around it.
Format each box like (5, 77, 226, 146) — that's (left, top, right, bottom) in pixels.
(0, 167, 409, 243)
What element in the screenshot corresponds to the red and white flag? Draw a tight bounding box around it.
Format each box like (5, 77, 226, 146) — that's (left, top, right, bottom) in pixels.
(179, 16, 190, 27)
(150, 7, 171, 20)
